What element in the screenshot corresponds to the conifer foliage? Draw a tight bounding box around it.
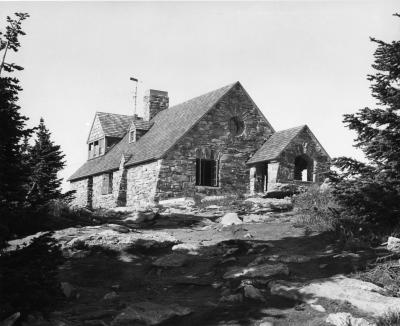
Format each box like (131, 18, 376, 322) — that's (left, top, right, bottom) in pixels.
(27, 118, 66, 206)
(0, 13, 31, 206)
(332, 14, 400, 231)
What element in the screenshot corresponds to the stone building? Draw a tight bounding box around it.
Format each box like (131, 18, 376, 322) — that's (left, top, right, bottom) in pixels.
(69, 82, 330, 208)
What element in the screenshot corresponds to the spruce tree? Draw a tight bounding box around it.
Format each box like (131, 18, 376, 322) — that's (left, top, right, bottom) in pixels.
(0, 13, 31, 207)
(27, 118, 66, 206)
(333, 14, 400, 232)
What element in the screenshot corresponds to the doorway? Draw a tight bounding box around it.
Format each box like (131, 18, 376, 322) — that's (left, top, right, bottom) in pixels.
(255, 163, 267, 193)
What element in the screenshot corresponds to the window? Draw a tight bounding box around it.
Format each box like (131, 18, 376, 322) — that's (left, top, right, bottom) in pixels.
(196, 158, 219, 187)
(101, 173, 113, 195)
(88, 138, 105, 159)
(129, 130, 136, 143)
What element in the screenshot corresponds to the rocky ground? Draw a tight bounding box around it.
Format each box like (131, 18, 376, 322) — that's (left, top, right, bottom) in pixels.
(5, 197, 400, 326)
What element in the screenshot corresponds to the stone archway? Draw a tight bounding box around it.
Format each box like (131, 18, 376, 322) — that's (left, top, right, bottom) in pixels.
(294, 154, 314, 182)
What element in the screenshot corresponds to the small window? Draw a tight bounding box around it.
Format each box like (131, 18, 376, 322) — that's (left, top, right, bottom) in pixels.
(196, 158, 219, 187)
(101, 173, 113, 195)
(88, 143, 93, 159)
(129, 130, 136, 143)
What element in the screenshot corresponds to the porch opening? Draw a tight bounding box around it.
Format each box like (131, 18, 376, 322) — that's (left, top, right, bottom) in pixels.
(294, 154, 313, 182)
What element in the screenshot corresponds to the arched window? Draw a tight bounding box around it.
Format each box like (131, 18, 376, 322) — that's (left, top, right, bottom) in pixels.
(195, 148, 220, 187)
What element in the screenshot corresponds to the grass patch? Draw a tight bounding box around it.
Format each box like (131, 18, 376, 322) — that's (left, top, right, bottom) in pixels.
(292, 185, 338, 232)
(377, 310, 400, 326)
(355, 260, 400, 297)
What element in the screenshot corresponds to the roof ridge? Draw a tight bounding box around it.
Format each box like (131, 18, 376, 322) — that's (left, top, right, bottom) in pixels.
(165, 82, 237, 112)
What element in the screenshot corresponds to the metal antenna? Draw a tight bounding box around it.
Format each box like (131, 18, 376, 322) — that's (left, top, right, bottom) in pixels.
(130, 77, 139, 117)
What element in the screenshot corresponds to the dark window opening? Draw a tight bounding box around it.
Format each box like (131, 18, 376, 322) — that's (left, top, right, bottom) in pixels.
(196, 159, 219, 187)
(294, 155, 312, 181)
(102, 173, 113, 195)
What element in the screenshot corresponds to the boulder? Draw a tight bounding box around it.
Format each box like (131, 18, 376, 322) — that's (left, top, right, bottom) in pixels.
(223, 263, 289, 279)
(108, 224, 130, 233)
(110, 302, 191, 326)
(152, 253, 188, 268)
(243, 284, 265, 302)
(172, 243, 199, 255)
(326, 312, 374, 326)
(220, 213, 242, 226)
(270, 276, 400, 317)
(265, 183, 304, 199)
(242, 214, 271, 223)
(387, 236, 400, 253)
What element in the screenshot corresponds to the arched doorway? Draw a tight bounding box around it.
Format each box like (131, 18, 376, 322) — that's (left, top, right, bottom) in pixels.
(294, 154, 313, 181)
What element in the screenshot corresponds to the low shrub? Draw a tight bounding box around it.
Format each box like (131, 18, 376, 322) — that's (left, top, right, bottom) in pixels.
(0, 232, 65, 320)
(376, 310, 400, 326)
(292, 184, 338, 232)
(356, 260, 400, 297)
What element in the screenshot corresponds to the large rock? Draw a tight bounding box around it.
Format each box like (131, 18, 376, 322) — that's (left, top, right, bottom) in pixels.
(243, 284, 266, 302)
(270, 275, 400, 317)
(326, 312, 374, 326)
(220, 213, 242, 226)
(265, 183, 305, 199)
(110, 302, 191, 326)
(387, 236, 400, 253)
(223, 263, 289, 279)
(242, 214, 271, 223)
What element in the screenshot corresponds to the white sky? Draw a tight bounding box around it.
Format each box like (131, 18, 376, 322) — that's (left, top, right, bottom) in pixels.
(1, 1, 399, 191)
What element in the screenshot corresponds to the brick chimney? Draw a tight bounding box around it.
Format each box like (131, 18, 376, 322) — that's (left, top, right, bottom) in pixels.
(143, 89, 169, 121)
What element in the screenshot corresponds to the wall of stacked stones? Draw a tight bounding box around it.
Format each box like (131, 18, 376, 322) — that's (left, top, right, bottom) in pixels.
(155, 86, 274, 200)
(126, 160, 161, 206)
(70, 179, 89, 207)
(90, 170, 125, 209)
(277, 129, 330, 183)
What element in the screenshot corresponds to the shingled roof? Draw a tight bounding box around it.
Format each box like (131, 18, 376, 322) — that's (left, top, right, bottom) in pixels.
(247, 125, 307, 164)
(247, 125, 330, 164)
(69, 82, 245, 181)
(96, 112, 132, 139)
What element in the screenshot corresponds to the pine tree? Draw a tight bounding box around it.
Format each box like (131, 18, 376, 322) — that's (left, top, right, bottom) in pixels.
(0, 13, 31, 207)
(27, 118, 66, 206)
(333, 14, 400, 232)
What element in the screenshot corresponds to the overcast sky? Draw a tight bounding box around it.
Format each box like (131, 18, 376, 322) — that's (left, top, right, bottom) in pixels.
(1, 1, 399, 190)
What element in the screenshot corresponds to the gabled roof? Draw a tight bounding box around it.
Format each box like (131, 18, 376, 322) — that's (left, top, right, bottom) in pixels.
(69, 82, 241, 181)
(97, 112, 132, 139)
(133, 120, 153, 130)
(247, 125, 330, 164)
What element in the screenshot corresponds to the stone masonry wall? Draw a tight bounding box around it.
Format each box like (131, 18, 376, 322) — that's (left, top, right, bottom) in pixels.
(277, 128, 330, 183)
(126, 160, 162, 206)
(155, 84, 274, 200)
(70, 179, 89, 207)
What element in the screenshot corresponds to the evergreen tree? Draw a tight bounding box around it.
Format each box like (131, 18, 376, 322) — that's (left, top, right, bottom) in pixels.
(0, 13, 31, 207)
(27, 118, 66, 206)
(332, 14, 400, 232)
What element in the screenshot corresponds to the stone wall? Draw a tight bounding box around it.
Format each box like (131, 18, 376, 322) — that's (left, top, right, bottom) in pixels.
(155, 84, 274, 200)
(276, 128, 330, 183)
(70, 179, 89, 207)
(126, 160, 162, 206)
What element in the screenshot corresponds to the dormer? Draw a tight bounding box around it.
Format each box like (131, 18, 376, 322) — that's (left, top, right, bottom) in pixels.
(128, 117, 153, 143)
(87, 112, 132, 160)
